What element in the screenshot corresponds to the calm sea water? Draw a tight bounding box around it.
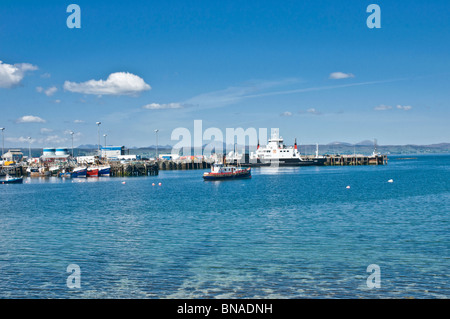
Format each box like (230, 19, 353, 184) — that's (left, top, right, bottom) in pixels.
(0, 155, 448, 299)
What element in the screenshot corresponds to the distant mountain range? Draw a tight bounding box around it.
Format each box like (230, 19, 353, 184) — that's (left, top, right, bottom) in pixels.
(13, 142, 450, 158)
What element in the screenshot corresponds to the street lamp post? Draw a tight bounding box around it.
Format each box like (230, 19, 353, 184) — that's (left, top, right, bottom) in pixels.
(70, 131, 75, 157)
(96, 121, 101, 155)
(103, 134, 107, 148)
(0, 127, 5, 159)
(154, 129, 159, 160)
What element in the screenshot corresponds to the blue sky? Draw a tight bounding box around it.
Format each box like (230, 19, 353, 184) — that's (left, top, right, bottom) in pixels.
(0, 0, 449, 148)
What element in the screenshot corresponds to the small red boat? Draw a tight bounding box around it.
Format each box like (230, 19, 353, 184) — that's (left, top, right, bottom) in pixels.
(87, 167, 99, 177)
(203, 163, 251, 181)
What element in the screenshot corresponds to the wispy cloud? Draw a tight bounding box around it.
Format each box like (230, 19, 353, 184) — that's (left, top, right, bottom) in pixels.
(7, 134, 71, 146)
(396, 105, 412, 111)
(374, 104, 393, 111)
(329, 72, 355, 80)
(63, 72, 151, 96)
(16, 115, 46, 123)
(241, 79, 403, 101)
(185, 79, 299, 109)
(306, 108, 322, 115)
(142, 102, 184, 110)
(40, 128, 53, 134)
(374, 104, 413, 111)
(280, 111, 292, 117)
(0, 60, 38, 88)
(178, 78, 404, 113)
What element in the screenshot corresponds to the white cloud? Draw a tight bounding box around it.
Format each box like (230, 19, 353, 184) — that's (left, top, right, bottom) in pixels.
(329, 72, 355, 80)
(374, 104, 393, 111)
(16, 115, 46, 123)
(63, 72, 151, 96)
(41, 73, 51, 78)
(280, 111, 292, 117)
(54, 99, 61, 103)
(45, 86, 58, 96)
(0, 60, 38, 88)
(142, 102, 184, 110)
(74, 119, 85, 124)
(396, 105, 412, 111)
(36, 86, 58, 96)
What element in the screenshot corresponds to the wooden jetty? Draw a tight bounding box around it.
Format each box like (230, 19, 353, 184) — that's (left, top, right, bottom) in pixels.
(157, 160, 211, 170)
(109, 162, 159, 177)
(322, 154, 388, 166)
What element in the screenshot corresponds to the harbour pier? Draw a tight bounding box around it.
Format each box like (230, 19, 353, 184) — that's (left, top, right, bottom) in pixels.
(109, 162, 159, 177)
(323, 154, 388, 166)
(157, 160, 212, 170)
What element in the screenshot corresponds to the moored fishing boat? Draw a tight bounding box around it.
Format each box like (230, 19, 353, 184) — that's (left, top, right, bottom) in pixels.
(98, 165, 111, 176)
(49, 165, 61, 176)
(203, 163, 251, 180)
(1, 175, 23, 184)
(71, 166, 87, 178)
(87, 166, 99, 177)
(28, 167, 50, 177)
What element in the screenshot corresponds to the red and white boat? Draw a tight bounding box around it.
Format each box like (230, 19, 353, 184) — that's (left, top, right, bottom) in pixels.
(203, 163, 251, 181)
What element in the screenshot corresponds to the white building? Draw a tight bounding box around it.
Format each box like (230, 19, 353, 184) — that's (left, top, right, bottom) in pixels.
(101, 146, 125, 159)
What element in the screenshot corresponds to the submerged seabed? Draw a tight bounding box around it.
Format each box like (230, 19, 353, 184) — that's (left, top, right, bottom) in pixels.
(0, 155, 449, 298)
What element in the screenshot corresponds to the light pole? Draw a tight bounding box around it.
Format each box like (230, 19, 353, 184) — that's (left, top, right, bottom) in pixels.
(27, 137, 32, 160)
(103, 134, 107, 148)
(0, 127, 4, 159)
(96, 121, 101, 155)
(70, 131, 75, 157)
(154, 129, 159, 160)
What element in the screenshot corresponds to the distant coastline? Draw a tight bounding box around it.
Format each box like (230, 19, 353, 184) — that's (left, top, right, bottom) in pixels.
(6, 142, 450, 158)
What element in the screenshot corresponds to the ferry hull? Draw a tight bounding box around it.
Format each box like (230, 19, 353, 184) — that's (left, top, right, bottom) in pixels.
(238, 157, 326, 167)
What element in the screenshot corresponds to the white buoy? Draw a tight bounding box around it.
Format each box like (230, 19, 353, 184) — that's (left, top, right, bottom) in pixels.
(152, 183, 155, 186)
(346, 186, 351, 189)
(158, 182, 162, 186)
(388, 179, 394, 183)
(122, 181, 126, 184)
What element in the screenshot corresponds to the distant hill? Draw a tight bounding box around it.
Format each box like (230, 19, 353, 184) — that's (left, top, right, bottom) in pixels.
(8, 142, 450, 158)
(355, 140, 375, 146)
(327, 141, 354, 146)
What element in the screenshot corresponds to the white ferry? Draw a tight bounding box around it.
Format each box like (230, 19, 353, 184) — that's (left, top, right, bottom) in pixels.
(247, 129, 326, 166)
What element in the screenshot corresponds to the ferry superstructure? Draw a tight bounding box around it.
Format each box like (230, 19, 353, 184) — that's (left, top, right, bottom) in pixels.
(248, 129, 326, 166)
